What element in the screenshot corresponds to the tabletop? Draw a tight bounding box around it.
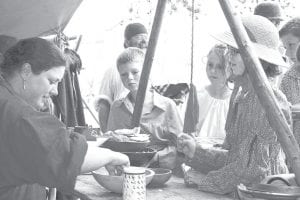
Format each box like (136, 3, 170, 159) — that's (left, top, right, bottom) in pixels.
(74, 174, 235, 200)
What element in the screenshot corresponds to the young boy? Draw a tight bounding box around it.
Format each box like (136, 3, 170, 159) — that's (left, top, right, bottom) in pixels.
(107, 47, 183, 170)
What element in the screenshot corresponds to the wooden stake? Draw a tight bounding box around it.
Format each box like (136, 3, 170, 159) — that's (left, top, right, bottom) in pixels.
(131, 0, 167, 128)
(218, 0, 300, 185)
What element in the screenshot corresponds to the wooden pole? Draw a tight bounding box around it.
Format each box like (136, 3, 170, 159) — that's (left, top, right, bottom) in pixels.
(131, 0, 167, 128)
(218, 0, 300, 185)
(72, 35, 100, 127)
(75, 35, 82, 52)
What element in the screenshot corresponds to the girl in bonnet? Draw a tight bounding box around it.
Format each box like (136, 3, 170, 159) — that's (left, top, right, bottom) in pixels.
(177, 15, 291, 195)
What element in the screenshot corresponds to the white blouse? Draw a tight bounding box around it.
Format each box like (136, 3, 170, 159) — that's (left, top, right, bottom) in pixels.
(195, 87, 231, 141)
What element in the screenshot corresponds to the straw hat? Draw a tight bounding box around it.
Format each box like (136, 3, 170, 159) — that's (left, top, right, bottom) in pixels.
(211, 15, 288, 67)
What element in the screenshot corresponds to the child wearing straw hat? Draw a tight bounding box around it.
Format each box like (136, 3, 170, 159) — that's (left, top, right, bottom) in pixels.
(177, 15, 291, 195)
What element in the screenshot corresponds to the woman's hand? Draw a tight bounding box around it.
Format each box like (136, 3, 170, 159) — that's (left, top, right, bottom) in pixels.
(177, 133, 196, 159)
(81, 147, 130, 174)
(106, 152, 130, 175)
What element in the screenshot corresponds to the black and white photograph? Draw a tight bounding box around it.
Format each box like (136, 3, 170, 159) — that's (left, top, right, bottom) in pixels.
(0, 0, 300, 199)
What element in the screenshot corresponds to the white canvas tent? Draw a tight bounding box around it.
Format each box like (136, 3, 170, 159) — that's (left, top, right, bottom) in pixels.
(0, 0, 82, 39)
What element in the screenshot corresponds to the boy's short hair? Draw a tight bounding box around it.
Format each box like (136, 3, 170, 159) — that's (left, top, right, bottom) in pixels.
(279, 17, 300, 39)
(116, 47, 145, 70)
(1, 37, 66, 77)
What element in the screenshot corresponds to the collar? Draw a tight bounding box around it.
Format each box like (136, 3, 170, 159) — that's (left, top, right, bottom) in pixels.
(0, 75, 38, 111)
(116, 89, 169, 114)
(0, 75, 16, 95)
(151, 89, 169, 111)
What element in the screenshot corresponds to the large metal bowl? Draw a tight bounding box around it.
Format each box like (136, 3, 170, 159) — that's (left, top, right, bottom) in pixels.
(237, 183, 300, 200)
(92, 168, 154, 194)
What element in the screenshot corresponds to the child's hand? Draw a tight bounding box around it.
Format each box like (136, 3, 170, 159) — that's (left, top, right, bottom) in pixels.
(182, 164, 195, 187)
(292, 104, 300, 112)
(183, 166, 206, 187)
(177, 133, 196, 159)
(213, 143, 223, 148)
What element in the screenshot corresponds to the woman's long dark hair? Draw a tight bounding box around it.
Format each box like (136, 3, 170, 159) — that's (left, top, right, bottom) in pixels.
(1, 37, 66, 77)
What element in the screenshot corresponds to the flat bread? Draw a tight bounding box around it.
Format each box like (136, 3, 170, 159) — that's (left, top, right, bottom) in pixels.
(129, 134, 150, 142)
(114, 127, 140, 136)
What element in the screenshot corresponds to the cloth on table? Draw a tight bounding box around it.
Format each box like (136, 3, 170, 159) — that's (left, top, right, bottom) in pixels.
(152, 83, 189, 105)
(153, 83, 190, 122)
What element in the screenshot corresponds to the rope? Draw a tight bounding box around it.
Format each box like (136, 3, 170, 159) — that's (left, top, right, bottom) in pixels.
(190, 0, 195, 84)
(183, 0, 198, 134)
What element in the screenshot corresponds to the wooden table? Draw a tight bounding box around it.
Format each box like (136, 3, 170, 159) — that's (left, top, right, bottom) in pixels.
(74, 174, 234, 200)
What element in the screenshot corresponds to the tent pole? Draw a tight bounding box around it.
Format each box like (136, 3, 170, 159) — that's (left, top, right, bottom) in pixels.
(131, 0, 167, 128)
(74, 35, 101, 127)
(218, 0, 300, 185)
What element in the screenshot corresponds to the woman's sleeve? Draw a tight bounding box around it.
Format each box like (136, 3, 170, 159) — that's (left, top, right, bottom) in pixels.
(279, 74, 289, 97)
(185, 144, 228, 174)
(6, 110, 87, 194)
(186, 145, 261, 195)
(274, 88, 292, 127)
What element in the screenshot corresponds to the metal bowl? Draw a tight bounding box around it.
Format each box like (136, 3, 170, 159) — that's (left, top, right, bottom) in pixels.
(121, 148, 156, 167)
(237, 183, 300, 200)
(148, 168, 172, 187)
(92, 168, 154, 194)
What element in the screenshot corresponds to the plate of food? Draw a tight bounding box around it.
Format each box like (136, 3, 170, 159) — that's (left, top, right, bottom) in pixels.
(101, 127, 150, 152)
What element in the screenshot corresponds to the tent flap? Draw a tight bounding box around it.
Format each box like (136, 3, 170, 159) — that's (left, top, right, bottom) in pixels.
(0, 0, 83, 39)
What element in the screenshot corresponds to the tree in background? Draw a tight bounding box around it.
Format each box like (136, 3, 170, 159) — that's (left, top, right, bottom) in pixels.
(123, 0, 297, 26)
